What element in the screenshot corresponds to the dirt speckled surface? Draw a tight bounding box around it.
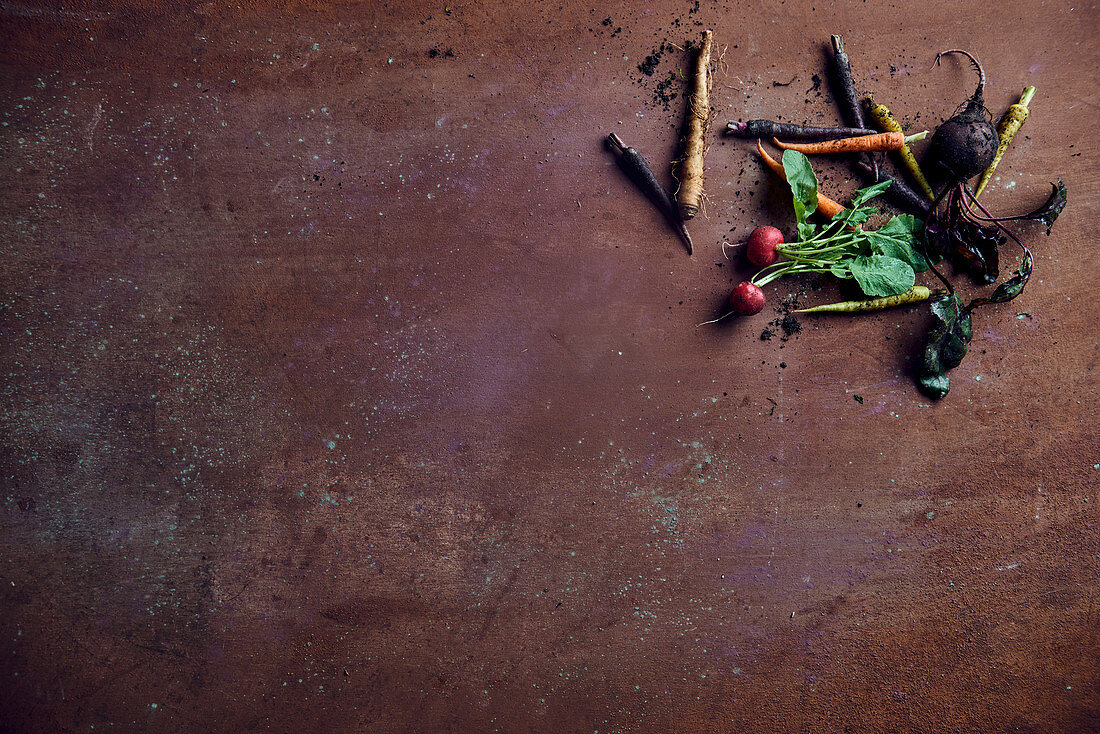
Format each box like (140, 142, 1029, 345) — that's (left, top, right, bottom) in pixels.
(1, 1, 1097, 731)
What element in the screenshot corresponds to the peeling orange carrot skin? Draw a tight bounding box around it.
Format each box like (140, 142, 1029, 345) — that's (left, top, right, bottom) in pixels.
(773, 131, 905, 154)
(755, 140, 846, 219)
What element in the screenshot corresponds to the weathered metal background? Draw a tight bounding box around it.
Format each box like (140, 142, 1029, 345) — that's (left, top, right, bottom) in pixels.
(2, 1, 1097, 731)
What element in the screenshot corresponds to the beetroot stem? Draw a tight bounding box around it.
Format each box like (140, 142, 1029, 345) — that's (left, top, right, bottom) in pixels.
(921, 184, 960, 296)
(959, 185, 1026, 252)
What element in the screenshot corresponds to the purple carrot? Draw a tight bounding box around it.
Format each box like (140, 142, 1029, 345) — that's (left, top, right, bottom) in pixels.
(607, 133, 693, 255)
(725, 120, 877, 140)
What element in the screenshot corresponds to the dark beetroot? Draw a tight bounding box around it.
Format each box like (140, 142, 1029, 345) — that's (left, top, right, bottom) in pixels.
(746, 225, 784, 267)
(730, 281, 766, 315)
(926, 50, 998, 182)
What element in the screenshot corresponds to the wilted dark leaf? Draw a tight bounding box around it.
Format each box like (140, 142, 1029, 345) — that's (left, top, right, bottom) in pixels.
(945, 219, 1002, 284)
(1020, 179, 1068, 235)
(968, 247, 1033, 308)
(917, 292, 973, 399)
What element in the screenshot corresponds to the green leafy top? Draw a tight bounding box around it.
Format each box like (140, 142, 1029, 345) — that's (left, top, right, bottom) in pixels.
(782, 149, 820, 239)
(754, 151, 928, 298)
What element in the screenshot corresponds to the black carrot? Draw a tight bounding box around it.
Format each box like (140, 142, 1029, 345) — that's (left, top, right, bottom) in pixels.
(828, 35, 877, 178)
(607, 133, 693, 255)
(854, 159, 931, 217)
(828, 35, 866, 129)
(724, 120, 877, 140)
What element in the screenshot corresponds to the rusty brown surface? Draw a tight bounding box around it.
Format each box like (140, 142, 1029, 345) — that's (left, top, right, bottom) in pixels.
(1, 1, 1098, 731)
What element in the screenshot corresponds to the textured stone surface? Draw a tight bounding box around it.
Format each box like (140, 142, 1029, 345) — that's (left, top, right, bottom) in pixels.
(1, 1, 1097, 731)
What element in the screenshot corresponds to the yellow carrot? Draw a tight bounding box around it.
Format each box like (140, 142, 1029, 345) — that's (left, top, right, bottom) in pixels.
(676, 30, 713, 220)
(794, 286, 940, 314)
(755, 139, 847, 220)
(772, 130, 927, 155)
(975, 86, 1035, 197)
(863, 97, 935, 201)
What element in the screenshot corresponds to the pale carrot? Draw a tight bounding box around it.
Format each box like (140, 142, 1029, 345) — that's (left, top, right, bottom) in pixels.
(794, 286, 941, 314)
(676, 30, 713, 220)
(863, 96, 935, 201)
(975, 86, 1036, 198)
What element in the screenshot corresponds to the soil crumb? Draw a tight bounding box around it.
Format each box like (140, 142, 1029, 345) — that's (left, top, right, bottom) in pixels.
(638, 42, 667, 76)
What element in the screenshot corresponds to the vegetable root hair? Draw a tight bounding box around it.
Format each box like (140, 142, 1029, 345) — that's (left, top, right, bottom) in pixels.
(676, 29, 714, 220)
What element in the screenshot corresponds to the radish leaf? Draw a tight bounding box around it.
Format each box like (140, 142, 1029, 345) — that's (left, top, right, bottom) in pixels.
(781, 150, 819, 226)
(850, 254, 915, 297)
(868, 215, 928, 271)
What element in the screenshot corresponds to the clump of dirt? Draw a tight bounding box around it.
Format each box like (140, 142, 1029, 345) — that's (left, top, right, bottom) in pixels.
(638, 42, 668, 76)
(761, 294, 803, 341)
(600, 17, 622, 37)
(779, 313, 802, 338)
(653, 73, 679, 110)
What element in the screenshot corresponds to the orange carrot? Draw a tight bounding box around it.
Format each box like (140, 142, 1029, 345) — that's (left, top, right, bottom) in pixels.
(772, 130, 927, 155)
(755, 139, 845, 219)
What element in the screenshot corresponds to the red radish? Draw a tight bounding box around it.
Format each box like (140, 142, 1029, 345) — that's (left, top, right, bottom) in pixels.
(729, 281, 766, 315)
(746, 225, 784, 267)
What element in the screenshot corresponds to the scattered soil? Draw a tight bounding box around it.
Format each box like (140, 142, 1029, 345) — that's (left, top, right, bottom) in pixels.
(761, 294, 804, 341)
(638, 42, 667, 76)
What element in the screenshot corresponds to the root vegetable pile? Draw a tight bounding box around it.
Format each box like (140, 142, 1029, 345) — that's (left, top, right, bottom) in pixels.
(605, 31, 1067, 400)
(715, 40, 1065, 398)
